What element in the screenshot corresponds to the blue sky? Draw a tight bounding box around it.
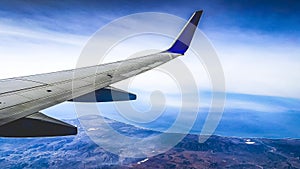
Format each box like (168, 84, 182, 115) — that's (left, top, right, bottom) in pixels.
(1, 0, 299, 36)
(1, 0, 299, 97)
(0, 0, 299, 97)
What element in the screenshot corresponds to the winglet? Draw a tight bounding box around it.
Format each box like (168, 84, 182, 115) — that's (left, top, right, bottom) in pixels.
(166, 10, 203, 55)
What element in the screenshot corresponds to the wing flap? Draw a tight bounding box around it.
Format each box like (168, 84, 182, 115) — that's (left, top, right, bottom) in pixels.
(0, 112, 77, 137)
(69, 86, 137, 102)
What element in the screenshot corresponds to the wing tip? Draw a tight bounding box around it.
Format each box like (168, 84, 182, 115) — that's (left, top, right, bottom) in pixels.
(166, 10, 203, 55)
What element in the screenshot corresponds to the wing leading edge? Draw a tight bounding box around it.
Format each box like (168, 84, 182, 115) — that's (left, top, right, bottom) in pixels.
(0, 10, 203, 137)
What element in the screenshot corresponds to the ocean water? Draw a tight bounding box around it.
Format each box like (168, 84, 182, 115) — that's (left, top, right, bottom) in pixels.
(44, 92, 300, 139)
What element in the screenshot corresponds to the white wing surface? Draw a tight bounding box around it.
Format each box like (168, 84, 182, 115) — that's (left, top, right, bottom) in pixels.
(0, 10, 202, 137)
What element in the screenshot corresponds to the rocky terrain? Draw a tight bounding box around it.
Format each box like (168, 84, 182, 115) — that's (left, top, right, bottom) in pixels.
(132, 135, 300, 168)
(0, 117, 299, 169)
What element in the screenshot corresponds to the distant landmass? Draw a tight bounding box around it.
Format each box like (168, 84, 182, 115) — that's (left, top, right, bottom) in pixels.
(0, 116, 299, 168)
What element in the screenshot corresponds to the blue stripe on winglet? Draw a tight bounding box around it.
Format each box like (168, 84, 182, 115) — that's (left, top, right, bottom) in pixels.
(167, 10, 203, 55)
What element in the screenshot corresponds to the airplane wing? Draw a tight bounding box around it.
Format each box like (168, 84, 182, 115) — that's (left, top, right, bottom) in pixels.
(0, 10, 203, 137)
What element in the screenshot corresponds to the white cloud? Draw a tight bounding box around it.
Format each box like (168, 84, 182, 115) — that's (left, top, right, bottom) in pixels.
(206, 29, 300, 98)
(0, 21, 88, 78)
